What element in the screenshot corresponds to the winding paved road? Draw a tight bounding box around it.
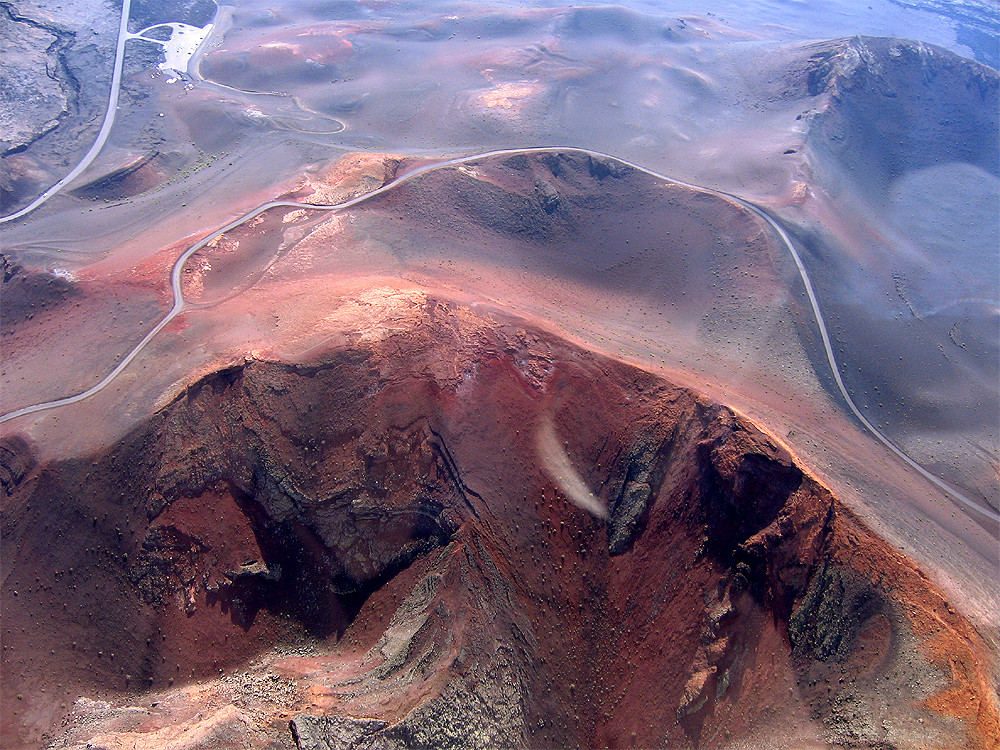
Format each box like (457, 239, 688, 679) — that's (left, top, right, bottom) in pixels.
(723, 193, 1000, 523)
(2, 145, 996, 524)
(0, 0, 132, 225)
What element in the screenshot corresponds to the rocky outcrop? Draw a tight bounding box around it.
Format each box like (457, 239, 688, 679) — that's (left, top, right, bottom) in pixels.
(290, 654, 528, 750)
(804, 36, 999, 197)
(2, 303, 996, 749)
(291, 715, 389, 750)
(0, 435, 34, 497)
(789, 561, 883, 662)
(0, 3, 74, 157)
(606, 431, 675, 555)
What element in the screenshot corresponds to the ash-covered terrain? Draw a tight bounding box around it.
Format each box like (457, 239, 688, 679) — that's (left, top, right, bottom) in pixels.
(1, 1, 998, 749)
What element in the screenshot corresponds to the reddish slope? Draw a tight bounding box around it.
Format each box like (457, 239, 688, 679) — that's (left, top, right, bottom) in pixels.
(2, 302, 996, 749)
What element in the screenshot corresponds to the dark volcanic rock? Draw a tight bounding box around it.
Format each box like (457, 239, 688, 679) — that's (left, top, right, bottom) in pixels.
(606, 431, 675, 555)
(805, 36, 999, 199)
(789, 561, 883, 662)
(2, 303, 996, 749)
(69, 151, 163, 201)
(127, 0, 216, 34)
(291, 715, 388, 750)
(0, 4, 73, 156)
(0, 253, 76, 331)
(0, 435, 35, 497)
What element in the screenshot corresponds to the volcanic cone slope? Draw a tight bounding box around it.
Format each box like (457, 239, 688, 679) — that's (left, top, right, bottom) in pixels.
(2, 303, 996, 750)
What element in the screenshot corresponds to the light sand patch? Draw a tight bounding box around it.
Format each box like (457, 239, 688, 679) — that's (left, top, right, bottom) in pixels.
(478, 81, 542, 111)
(301, 152, 404, 205)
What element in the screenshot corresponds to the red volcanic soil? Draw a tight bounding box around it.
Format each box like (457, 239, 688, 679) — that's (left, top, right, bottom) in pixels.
(0, 254, 171, 413)
(2, 301, 996, 750)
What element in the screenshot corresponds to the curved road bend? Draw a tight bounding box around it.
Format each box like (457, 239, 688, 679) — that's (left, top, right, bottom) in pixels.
(723, 194, 999, 523)
(0, 0, 133, 225)
(1, 145, 996, 523)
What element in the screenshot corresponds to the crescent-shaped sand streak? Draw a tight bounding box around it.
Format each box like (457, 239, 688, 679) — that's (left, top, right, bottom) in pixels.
(2, 146, 995, 523)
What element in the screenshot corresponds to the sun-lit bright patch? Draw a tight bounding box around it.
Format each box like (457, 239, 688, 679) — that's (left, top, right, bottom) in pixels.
(260, 41, 300, 52)
(478, 81, 542, 111)
(789, 181, 810, 204)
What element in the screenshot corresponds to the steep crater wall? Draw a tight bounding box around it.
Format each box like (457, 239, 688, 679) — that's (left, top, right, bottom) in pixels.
(1, 304, 996, 749)
(805, 36, 999, 202)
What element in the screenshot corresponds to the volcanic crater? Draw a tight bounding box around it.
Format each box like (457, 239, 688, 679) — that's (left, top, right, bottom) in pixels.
(2, 20, 998, 748)
(2, 302, 996, 750)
